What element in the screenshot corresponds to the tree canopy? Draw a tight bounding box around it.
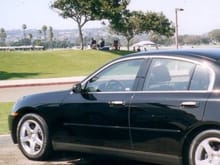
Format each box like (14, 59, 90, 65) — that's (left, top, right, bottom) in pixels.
(51, 0, 129, 50)
(110, 11, 175, 50)
(22, 24, 27, 39)
(42, 25, 47, 40)
(209, 29, 220, 43)
(0, 28, 7, 46)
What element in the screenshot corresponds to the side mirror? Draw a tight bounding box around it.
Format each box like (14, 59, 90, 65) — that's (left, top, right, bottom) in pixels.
(71, 83, 82, 93)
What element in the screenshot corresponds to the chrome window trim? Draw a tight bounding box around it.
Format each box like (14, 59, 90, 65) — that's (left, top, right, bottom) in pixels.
(87, 90, 212, 94)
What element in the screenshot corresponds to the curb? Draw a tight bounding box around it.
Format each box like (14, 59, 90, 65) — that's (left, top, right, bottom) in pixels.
(0, 81, 78, 88)
(0, 134, 10, 137)
(0, 76, 85, 88)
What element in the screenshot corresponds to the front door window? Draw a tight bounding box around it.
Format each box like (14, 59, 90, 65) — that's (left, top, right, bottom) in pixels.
(85, 59, 144, 92)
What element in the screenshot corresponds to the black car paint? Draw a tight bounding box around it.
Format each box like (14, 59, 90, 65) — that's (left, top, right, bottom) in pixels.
(9, 90, 68, 143)
(9, 49, 220, 165)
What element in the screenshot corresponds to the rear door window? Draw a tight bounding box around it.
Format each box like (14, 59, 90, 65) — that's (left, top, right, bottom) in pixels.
(143, 58, 196, 91)
(189, 65, 212, 90)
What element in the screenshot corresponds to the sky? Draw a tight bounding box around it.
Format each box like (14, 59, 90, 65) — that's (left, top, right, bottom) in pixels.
(1, 0, 220, 35)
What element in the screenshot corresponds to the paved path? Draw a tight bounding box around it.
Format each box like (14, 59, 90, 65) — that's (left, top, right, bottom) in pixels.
(0, 84, 72, 102)
(0, 76, 85, 102)
(0, 76, 85, 88)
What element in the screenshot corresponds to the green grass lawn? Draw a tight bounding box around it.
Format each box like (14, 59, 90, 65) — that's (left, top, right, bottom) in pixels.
(0, 102, 13, 134)
(0, 50, 132, 80)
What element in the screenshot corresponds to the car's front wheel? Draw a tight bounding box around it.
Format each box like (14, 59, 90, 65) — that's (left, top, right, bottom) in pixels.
(188, 129, 220, 165)
(17, 113, 51, 160)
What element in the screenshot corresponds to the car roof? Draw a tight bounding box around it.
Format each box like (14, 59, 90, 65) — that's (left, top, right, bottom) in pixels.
(126, 48, 220, 62)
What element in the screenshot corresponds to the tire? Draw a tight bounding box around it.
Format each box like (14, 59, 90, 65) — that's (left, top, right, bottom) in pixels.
(16, 113, 51, 160)
(188, 129, 220, 165)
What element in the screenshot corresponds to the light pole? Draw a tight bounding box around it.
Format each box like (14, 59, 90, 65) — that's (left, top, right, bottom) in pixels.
(175, 8, 184, 49)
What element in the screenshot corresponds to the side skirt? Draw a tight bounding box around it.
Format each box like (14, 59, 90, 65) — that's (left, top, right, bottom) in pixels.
(52, 141, 182, 165)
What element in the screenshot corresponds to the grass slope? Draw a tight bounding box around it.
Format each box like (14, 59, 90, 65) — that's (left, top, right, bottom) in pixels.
(0, 102, 13, 134)
(0, 50, 131, 80)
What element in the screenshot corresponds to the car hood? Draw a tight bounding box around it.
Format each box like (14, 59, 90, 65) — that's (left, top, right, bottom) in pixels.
(13, 89, 70, 112)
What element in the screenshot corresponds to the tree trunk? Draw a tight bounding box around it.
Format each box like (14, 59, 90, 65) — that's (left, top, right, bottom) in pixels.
(78, 24, 84, 50)
(126, 38, 131, 51)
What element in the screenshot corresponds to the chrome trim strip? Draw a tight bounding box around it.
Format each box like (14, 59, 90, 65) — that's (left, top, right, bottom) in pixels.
(64, 123, 181, 133)
(129, 127, 181, 133)
(64, 123, 129, 130)
(87, 90, 211, 94)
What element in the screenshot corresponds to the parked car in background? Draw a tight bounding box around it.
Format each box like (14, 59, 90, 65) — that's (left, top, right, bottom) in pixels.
(9, 49, 220, 165)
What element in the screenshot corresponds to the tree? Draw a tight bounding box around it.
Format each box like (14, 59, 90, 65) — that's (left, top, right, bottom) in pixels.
(110, 11, 143, 50)
(38, 29, 42, 40)
(42, 25, 47, 40)
(48, 26, 54, 48)
(22, 24, 27, 39)
(110, 11, 175, 50)
(28, 33, 33, 45)
(143, 12, 174, 37)
(0, 28, 7, 46)
(209, 29, 220, 42)
(178, 35, 210, 46)
(51, 0, 129, 50)
(148, 32, 173, 46)
(48, 26, 54, 42)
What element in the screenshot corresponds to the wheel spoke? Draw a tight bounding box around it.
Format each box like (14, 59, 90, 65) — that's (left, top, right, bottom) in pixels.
(201, 139, 214, 156)
(195, 140, 211, 162)
(29, 141, 37, 154)
(20, 136, 29, 143)
(20, 122, 31, 137)
(33, 124, 40, 134)
(35, 136, 43, 147)
(23, 121, 33, 132)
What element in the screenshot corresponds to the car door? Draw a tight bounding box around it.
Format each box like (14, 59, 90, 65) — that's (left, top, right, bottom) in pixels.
(61, 58, 146, 150)
(130, 57, 214, 156)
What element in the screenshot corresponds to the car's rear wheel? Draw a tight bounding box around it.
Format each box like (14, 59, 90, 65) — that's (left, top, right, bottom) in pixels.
(188, 129, 220, 165)
(17, 113, 51, 160)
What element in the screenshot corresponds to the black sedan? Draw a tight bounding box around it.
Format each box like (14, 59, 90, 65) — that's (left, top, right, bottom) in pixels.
(9, 49, 220, 165)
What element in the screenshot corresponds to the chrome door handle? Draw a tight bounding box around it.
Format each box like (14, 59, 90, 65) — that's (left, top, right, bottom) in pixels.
(109, 101, 125, 107)
(180, 101, 200, 108)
